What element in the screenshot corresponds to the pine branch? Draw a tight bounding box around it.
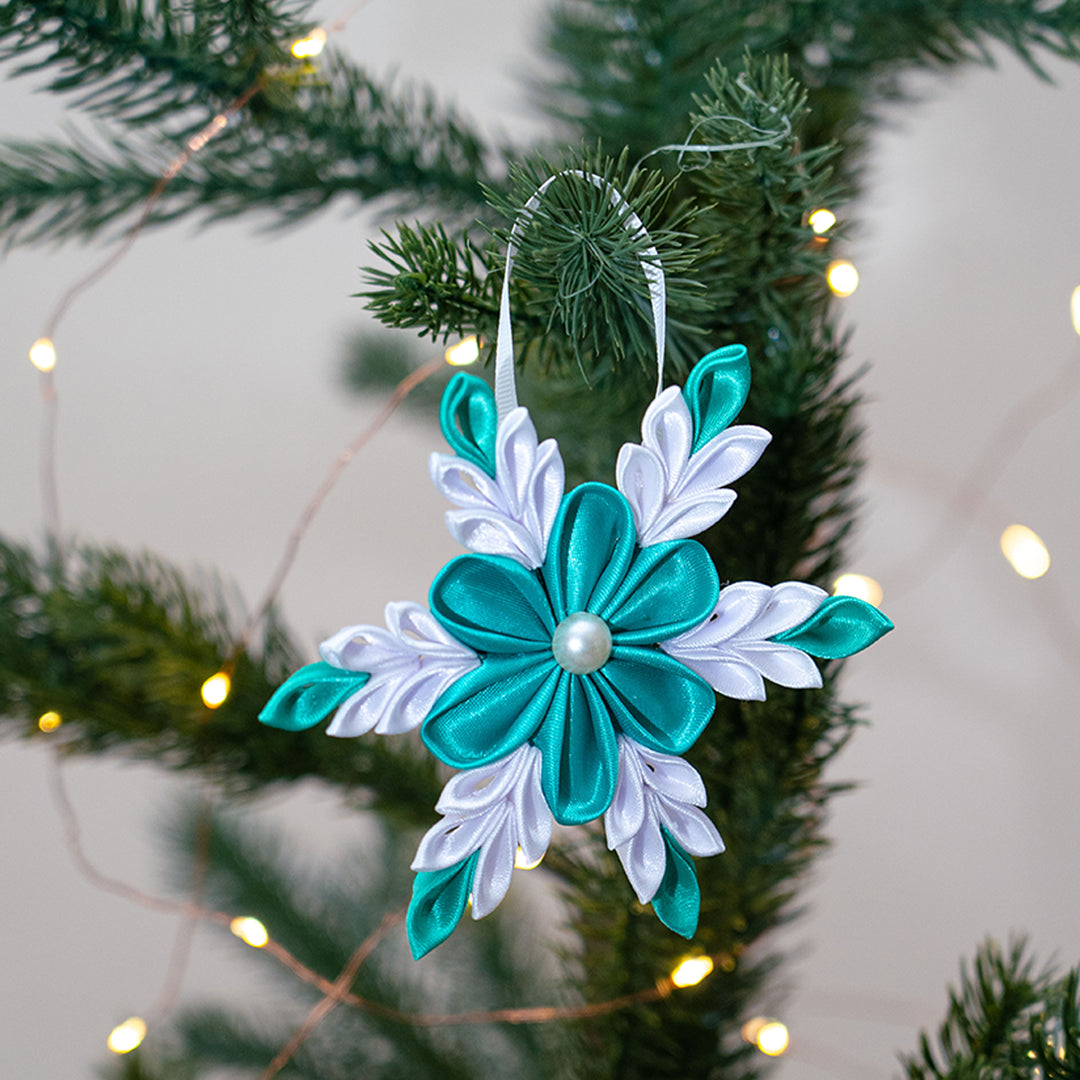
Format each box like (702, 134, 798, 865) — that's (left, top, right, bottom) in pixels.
(0, 537, 442, 820)
(900, 938, 1080, 1080)
(0, 2, 494, 244)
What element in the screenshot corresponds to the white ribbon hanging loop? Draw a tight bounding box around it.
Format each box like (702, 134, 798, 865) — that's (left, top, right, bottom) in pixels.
(494, 171, 667, 420)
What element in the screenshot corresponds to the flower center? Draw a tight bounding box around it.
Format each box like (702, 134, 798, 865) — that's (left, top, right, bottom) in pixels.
(551, 611, 612, 675)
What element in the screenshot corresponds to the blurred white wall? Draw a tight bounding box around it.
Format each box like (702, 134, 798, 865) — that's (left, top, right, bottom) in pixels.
(2, 4, 1079, 1076)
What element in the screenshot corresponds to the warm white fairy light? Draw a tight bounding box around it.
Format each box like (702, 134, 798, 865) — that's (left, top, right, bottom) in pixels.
(1000, 524, 1050, 579)
(200, 671, 231, 709)
(670, 955, 714, 988)
(107, 1017, 147, 1054)
(37, 710, 62, 733)
(513, 846, 544, 870)
(755, 1020, 790, 1056)
(809, 208, 836, 234)
(230, 916, 269, 948)
(291, 27, 327, 57)
(29, 337, 57, 372)
(827, 259, 859, 296)
(832, 573, 884, 608)
(1071, 286, 1080, 336)
(445, 335, 480, 366)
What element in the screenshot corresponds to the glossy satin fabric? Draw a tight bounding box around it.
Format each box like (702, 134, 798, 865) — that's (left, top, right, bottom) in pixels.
(423, 482, 720, 827)
(772, 594, 893, 659)
(406, 851, 480, 960)
(258, 661, 370, 732)
(439, 371, 498, 475)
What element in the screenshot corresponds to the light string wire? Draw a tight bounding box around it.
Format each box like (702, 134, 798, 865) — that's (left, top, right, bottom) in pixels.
(46, 749, 687, 1034)
(878, 346, 1080, 601)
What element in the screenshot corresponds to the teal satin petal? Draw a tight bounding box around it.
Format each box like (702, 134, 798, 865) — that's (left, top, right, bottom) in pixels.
(430, 554, 555, 654)
(439, 372, 497, 476)
(652, 829, 700, 939)
(258, 662, 370, 732)
(423, 655, 559, 768)
(771, 595, 894, 659)
(543, 483, 636, 620)
(603, 539, 719, 644)
(533, 672, 619, 826)
(407, 850, 480, 959)
(683, 344, 751, 453)
(595, 648, 715, 754)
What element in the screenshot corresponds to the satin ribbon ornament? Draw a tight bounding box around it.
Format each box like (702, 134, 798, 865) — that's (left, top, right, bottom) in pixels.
(260, 173, 893, 959)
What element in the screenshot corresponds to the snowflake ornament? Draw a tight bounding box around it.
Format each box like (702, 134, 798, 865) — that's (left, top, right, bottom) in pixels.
(259, 175, 892, 959)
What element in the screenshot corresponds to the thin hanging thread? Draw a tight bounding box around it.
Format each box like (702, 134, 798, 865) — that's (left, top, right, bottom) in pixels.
(633, 73, 792, 172)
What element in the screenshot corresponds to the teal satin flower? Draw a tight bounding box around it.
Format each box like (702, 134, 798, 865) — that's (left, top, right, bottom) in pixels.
(423, 482, 720, 826)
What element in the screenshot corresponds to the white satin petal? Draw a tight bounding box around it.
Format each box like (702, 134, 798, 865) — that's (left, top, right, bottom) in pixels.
(641, 490, 737, 545)
(658, 802, 725, 858)
(615, 443, 667, 537)
(604, 742, 646, 850)
(524, 438, 565, 555)
(471, 814, 517, 919)
(319, 624, 401, 670)
(737, 641, 822, 689)
(676, 583, 772, 649)
(675, 426, 772, 498)
(743, 582, 827, 639)
(617, 803, 667, 904)
(324, 685, 384, 738)
(445, 509, 543, 568)
(635, 745, 707, 807)
(411, 809, 503, 872)
(372, 667, 455, 735)
(436, 748, 531, 815)
(429, 453, 507, 513)
(495, 407, 538, 518)
(672, 653, 768, 701)
(641, 387, 693, 491)
(512, 748, 552, 866)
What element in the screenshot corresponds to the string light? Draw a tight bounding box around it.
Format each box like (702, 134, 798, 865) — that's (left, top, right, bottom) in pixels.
(445, 335, 480, 366)
(291, 27, 328, 57)
(1071, 285, 1080, 336)
(832, 573, 884, 608)
(827, 259, 859, 296)
(670, 955, 714, 988)
(741, 1017, 789, 1056)
(230, 915, 269, 948)
(513, 846, 544, 870)
(1000, 524, 1050, 579)
(37, 710, 62, 732)
(809, 208, 837, 234)
(29, 337, 57, 372)
(200, 671, 231, 709)
(107, 1016, 147, 1054)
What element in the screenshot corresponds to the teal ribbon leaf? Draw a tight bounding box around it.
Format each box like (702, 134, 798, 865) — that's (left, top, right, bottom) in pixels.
(682, 344, 751, 453)
(407, 851, 480, 959)
(771, 595, 894, 659)
(652, 829, 700, 939)
(439, 372, 498, 476)
(258, 661, 370, 732)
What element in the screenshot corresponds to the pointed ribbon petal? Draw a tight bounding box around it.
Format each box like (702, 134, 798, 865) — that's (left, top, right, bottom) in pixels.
(683, 344, 751, 452)
(651, 829, 700, 938)
(407, 851, 479, 960)
(258, 662, 370, 732)
(439, 372, 497, 476)
(772, 595, 894, 658)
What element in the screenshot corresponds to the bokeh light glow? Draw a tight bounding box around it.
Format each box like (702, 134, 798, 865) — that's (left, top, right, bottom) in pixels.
(107, 1017, 146, 1054)
(1000, 524, 1050, 579)
(809, 208, 837, 234)
(445, 335, 481, 366)
(832, 573, 884, 608)
(30, 337, 57, 372)
(200, 671, 231, 709)
(670, 955, 714, 988)
(827, 260, 859, 296)
(230, 916, 269, 948)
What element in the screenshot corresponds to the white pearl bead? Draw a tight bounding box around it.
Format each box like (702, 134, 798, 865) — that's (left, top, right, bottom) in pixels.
(551, 611, 612, 675)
